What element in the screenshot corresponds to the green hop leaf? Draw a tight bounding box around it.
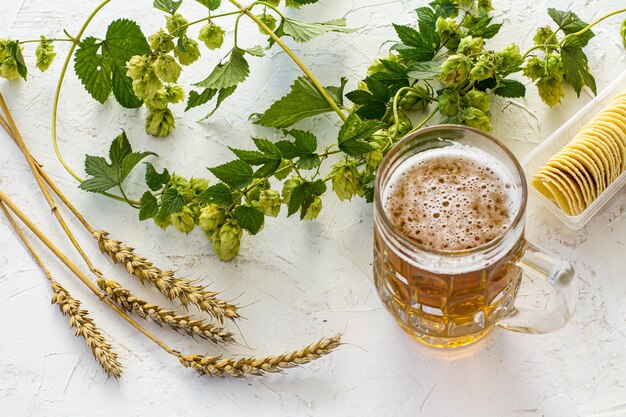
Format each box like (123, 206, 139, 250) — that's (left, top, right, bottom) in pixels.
(208, 160, 254, 189)
(139, 191, 159, 220)
(74, 19, 150, 108)
(195, 0, 222, 10)
(35, 37, 56, 72)
(258, 13, 277, 33)
(195, 48, 249, 90)
(198, 22, 226, 50)
(233, 205, 265, 235)
(0, 40, 26, 80)
(392, 24, 436, 62)
(287, 180, 326, 219)
(80, 131, 156, 194)
(492, 79, 526, 99)
(561, 44, 596, 96)
(145, 162, 170, 191)
(154, 0, 182, 14)
(160, 187, 185, 216)
(276, 18, 356, 43)
(547, 9, 594, 47)
(197, 183, 234, 206)
(337, 113, 384, 157)
(276, 130, 320, 170)
(145, 107, 175, 137)
(345, 77, 391, 120)
(256, 76, 346, 128)
(230, 137, 282, 177)
(407, 61, 441, 80)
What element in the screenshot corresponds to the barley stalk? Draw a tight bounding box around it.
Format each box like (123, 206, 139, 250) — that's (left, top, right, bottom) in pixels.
(97, 278, 235, 345)
(178, 335, 341, 377)
(51, 282, 123, 378)
(93, 231, 240, 323)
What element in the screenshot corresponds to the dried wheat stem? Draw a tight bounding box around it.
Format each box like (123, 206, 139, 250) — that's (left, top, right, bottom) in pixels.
(0, 191, 178, 356)
(178, 335, 342, 377)
(0, 94, 105, 285)
(0, 107, 239, 323)
(0, 201, 123, 378)
(51, 282, 123, 378)
(97, 277, 235, 344)
(94, 231, 240, 323)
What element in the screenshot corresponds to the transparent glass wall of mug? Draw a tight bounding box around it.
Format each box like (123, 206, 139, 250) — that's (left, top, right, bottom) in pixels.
(373, 126, 577, 349)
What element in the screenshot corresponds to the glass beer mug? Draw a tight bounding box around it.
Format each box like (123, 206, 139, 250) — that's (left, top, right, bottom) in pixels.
(373, 125, 577, 348)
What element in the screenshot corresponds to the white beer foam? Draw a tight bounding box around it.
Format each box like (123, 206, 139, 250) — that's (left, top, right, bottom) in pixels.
(383, 142, 522, 251)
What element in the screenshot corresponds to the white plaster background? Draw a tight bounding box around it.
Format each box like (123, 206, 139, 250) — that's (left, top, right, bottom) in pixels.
(0, 0, 625, 416)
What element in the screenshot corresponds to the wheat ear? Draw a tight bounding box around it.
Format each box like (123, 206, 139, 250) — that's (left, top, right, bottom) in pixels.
(0, 99, 240, 324)
(51, 282, 123, 378)
(94, 231, 240, 322)
(97, 278, 235, 344)
(0, 201, 123, 378)
(178, 335, 341, 377)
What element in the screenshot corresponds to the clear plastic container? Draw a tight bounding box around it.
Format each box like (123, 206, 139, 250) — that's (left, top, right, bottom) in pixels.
(521, 70, 626, 230)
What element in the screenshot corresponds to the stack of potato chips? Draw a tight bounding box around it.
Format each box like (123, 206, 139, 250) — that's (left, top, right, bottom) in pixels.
(532, 92, 626, 216)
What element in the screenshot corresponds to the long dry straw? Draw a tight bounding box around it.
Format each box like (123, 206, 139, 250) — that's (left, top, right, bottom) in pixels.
(0, 202, 123, 378)
(0, 183, 341, 378)
(0, 94, 239, 322)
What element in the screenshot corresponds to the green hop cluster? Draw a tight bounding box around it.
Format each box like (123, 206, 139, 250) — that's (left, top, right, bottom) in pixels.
(524, 53, 564, 107)
(439, 54, 471, 87)
(478, 0, 493, 12)
(463, 89, 490, 113)
(35, 37, 56, 72)
(469, 51, 495, 81)
(175, 37, 201, 66)
(274, 159, 293, 181)
(211, 219, 243, 261)
(399, 84, 430, 111)
(254, 189, 281, 217)
(438, 89, 460, 117)
(198, 23, 226, 50)
(303, 197, 322, 221)
(127, 55, 163, 100)
(171, 205, 196, 234)
(148, 29, 175, 53)
(246, 178, 271, 202)
(621, 19, 626, 49)
(533, 27, 557, 52)
(0, 40, 21, 80)
(199, 204, 226, 234)
(189, 177, 209, 193)
(459, 107, 492, 131)
(329, 160, 361, 201)
(281, 176, 303, 205)
(257, 13, 278, 33)
(166, 13, 188, 35)
(146, 108, 175, 137)
(436, 17, 461, 50)
(495, 44, 523, 73)
(154, 53, 181, 83)
(457, 36, 484, 55)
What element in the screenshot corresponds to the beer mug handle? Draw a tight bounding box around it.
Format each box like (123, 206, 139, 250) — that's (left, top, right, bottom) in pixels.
(497, 241, 577, 334)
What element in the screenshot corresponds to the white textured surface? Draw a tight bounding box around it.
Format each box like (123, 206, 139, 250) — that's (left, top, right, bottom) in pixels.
(0, 1, 625, 416)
